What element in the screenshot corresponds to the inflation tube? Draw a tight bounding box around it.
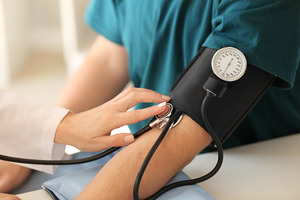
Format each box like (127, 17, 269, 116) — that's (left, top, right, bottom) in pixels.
(134, 47, 276, 200)
(169, 47, 276, 143)
(0, 47, 276, 200)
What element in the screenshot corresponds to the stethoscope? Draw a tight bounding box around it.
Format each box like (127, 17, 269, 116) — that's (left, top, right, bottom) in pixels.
(0, 104, 175, 165)
(0, 46, 257, 199)
(134, 97, 223, 200)
(0, 101, 223, 200)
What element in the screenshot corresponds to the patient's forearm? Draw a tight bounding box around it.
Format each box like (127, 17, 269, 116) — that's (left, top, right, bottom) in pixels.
(75, 115, 212, 200)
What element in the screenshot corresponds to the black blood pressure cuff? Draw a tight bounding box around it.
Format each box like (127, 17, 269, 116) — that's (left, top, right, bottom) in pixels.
(168, 47, 275, 143)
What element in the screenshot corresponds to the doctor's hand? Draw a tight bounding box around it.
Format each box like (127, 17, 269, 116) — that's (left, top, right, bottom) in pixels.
(55, 87, 170, 152)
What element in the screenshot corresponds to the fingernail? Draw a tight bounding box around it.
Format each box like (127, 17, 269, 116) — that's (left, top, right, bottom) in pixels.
(124, 135, 134, 144)
(161, 95, 171, 101)
(158, 102, 167, 108)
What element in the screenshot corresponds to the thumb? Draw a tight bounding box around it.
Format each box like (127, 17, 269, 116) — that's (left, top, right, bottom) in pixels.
(81, 134, 135, 152)
(108, 133, 135, 147)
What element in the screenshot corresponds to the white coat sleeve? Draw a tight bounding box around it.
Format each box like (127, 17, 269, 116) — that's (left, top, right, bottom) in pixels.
(0, 89, 69, 174)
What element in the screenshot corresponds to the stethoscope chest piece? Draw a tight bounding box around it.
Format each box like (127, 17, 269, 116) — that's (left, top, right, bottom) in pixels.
(154, 103, 183, 130)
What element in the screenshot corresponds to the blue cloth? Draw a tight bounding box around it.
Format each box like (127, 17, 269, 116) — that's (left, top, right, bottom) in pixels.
(12, 150, 121, 195)
(43, 165, 215, 200)
(85, 0, 300, 149)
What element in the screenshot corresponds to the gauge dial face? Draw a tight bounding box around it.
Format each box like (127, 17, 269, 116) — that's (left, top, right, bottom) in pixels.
(211, 47, 247, 82)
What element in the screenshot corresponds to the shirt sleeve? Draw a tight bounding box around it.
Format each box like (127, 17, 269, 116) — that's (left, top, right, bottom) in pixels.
(85, 0, 123, 45)
(203, 0, 300, 89)
(0, 90, 69, 174)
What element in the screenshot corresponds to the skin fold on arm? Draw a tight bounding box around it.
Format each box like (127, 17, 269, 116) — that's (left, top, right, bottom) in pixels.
(75, 115, 212, 200)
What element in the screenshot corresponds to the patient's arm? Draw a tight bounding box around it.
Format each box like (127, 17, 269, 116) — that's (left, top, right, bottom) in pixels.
(75, 115, 212, 200)
(58, 35, 211, 199)
(56, 35, 129, 113)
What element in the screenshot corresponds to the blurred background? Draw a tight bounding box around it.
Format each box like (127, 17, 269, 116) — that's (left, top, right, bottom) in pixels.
(0, 0, 96, 102)
(0, 0, 98, 153)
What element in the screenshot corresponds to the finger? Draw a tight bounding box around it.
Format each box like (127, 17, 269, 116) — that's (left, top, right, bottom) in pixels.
(113, 87, 170, 106)
(118, 102, 168, 125)
(111, 87, 154, 102)
(88, 134, 135, 151)
(117, 89, 170, 111)
(110, 87, 134, 102)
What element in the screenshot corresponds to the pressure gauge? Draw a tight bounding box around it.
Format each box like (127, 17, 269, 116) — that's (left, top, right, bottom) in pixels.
(211, 47, 247, 82)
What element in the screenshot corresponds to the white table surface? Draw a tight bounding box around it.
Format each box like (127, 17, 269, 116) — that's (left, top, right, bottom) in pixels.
(183, 133, 300, 200)
(18, 134, 300, 200)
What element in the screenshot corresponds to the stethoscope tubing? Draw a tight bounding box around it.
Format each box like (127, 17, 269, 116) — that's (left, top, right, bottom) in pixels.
(0, 125, 152, 165)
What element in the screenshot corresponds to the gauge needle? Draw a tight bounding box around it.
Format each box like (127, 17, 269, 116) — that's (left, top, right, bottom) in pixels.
(223, 58, 233, 76)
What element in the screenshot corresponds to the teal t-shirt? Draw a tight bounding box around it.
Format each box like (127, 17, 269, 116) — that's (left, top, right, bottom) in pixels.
(85, 0, 300, 149)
